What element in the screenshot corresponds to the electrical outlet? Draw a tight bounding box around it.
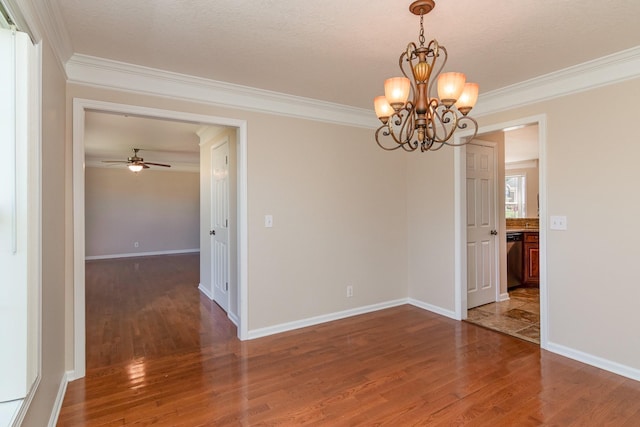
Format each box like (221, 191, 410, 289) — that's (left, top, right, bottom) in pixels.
(346, 285, 353, 298)
(134, 241, 139, 248)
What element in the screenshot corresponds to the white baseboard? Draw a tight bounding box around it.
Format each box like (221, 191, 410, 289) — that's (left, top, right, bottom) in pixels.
(499, 292, 510, 302)
(546, 341, 640, 382)
(85, 249, 199, 260)
(408, 298, 458, 320)
(247, 299, 408, 340)
(197, 283, 213, 300)
(47, 371, 71, 427)
(228, 311, 239, 327)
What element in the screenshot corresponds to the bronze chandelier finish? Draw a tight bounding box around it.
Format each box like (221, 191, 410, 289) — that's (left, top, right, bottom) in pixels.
(374, 0, 479, 152)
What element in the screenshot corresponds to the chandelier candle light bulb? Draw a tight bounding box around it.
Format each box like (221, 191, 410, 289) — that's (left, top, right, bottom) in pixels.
(374, 0, 479, 152)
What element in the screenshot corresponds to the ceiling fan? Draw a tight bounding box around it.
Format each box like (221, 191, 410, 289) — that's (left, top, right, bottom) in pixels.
(102, 148, 171, 172)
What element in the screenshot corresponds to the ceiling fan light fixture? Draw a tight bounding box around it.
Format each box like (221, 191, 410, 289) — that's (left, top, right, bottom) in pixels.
(373, 0, 479, 152)
(128, 164, 144, 173)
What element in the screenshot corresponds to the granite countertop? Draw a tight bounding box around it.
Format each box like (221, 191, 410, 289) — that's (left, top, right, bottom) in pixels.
(506, 228, 539, 233)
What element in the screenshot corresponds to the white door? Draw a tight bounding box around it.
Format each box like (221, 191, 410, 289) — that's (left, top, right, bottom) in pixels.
(466, 141, 498, 308)
(211, 142, 230, 312)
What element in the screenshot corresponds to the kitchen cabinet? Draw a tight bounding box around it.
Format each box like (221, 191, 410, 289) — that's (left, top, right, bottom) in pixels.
(523, 232, 539, 285)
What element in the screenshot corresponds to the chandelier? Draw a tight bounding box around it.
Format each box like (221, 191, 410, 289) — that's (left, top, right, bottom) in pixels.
(374, 0, 479, 152)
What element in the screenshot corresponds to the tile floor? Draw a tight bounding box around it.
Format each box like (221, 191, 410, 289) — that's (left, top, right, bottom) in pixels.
(465, 287, 540, 344)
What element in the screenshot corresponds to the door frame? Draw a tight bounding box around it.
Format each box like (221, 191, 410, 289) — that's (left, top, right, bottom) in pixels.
(72, 98, 249, 380)
(464, 140, 500, 309)
(454, 114, 548, 349)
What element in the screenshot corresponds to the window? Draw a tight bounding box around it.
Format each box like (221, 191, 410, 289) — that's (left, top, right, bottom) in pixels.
(0, 4, 40, 422)
(505, 174, 526, 218)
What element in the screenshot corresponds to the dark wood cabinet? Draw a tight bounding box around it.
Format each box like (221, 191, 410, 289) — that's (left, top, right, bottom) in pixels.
(523, 232, 539, 285)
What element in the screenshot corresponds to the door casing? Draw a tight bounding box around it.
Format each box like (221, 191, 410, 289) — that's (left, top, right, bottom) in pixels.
(72, 98, 249, 380)
(454, 114, 548, 348)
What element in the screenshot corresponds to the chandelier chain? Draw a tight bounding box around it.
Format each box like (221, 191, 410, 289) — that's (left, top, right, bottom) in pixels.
(419, 13, 425, 46)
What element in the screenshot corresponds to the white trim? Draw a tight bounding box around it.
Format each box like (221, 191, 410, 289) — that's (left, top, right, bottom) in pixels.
(475, 46, 640, 117)
(505, 159, 538, 170)
(73, 99, 250, 380)
(45, 371, 70, 427)
(66, 54, 377, 129)
(198, 283, 213, 300)
(85, 248, 199, 261)
(546, 342, 640, 382)
(72, 100, 86, 379)
(454, 144, 464, 320)
(498, 292, 510, 302)
(454, 114, 549, 349)
(247, 299, 408, 340)
(408, 299, 458, 320)
(10, 368, 40, 427)
(227, 311, 240, 327)
(537, 119, 549, 347)
(0, 400, 21, 426)
(63, 48, 640, 132)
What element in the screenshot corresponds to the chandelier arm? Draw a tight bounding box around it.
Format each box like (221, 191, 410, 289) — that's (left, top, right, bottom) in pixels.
(438, 108, 459, 143)
(375, 125, 407, 151)
(439, 116, 479, 146)
(423, 104, 448, 144)
(400, 105, 418, 144)
(427, 43, 448, 100)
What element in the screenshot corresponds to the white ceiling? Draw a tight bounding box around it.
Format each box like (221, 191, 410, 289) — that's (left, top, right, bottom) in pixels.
(54, 0, 640, 109)
(84, 111, 206, 172)
(58, 0, 639, 166)
(504, 125, 539, 164)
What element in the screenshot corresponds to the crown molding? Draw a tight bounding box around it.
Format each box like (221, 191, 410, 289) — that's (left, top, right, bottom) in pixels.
(66, 54, 379, 129)
(10, 0, 73, 74)
(64, 46, 639, 128)
(474, 45, 640, 117)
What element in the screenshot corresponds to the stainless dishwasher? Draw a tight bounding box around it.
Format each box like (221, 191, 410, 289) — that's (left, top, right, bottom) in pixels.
(507, 232, 523, 288)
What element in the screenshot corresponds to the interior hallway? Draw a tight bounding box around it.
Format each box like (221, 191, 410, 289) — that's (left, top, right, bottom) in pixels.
(58, 256, 640, 425)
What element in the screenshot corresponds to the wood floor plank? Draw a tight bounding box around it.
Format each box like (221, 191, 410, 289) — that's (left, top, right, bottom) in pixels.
(58, 254, 640, 426)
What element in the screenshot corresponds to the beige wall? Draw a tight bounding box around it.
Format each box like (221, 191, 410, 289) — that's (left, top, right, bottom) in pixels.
(406, 149, 456, 309)
(479, 78, 640, 370)
(407, 77, 640, 371)
(21, 41, 67, 426)
(85, 167, 199, 257)
(65, 83, 409, 333)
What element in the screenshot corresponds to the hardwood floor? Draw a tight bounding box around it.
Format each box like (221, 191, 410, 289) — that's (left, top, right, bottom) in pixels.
(58, 254, 640, 426)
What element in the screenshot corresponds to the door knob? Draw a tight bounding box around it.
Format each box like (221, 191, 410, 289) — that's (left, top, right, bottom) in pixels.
(210, 229, 216, 236)
(490, 229, 498, 235)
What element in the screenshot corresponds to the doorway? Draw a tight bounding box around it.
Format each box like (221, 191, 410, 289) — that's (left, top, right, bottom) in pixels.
(454, 115, 547, 348)
(72, 99, 248, 379)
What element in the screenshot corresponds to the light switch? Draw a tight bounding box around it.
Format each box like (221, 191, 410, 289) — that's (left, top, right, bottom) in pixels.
(264, 215, 273, 228)
(550, 215, 567, 230)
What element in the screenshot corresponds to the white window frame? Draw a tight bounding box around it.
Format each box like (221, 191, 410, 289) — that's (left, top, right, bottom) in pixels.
(0, 12, 42, 427)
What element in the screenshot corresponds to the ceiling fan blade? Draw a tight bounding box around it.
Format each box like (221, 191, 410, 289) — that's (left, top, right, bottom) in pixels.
(143, 164, 150, 169)
(143, 162, 171, 167)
